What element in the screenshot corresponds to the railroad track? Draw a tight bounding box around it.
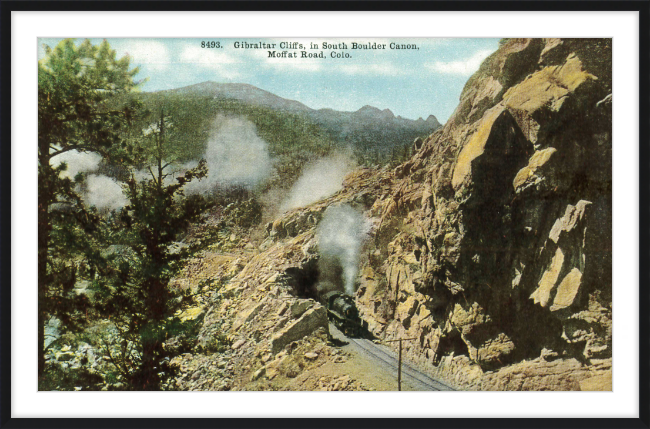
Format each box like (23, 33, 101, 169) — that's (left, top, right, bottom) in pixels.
(350, 337, 454, 391)
(330, 323, 454, 391)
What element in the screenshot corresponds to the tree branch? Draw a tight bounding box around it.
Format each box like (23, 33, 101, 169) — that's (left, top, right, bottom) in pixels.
(49, 145, 103, 158)
(63, 110, 126, 122)
(101, 336, 130, 380)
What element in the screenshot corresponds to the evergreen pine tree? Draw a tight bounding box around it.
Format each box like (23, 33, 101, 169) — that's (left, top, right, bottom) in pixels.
(94, 111, 208, 390)
(38, 39, 140, 378)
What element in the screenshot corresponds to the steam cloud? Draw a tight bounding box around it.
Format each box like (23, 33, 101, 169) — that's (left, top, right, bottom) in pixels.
(316, 204, 370, 295)
(84, 174, 128, 212)
(51, 150, 102, 179)
(52, 149, 128, 212)
(185, 115, 273, 195)
(49, 115, 274, 211)
(280, 155, 355, 212)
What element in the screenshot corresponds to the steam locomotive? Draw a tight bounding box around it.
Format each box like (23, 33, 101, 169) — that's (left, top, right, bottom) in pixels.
(320, 291, 363, 337)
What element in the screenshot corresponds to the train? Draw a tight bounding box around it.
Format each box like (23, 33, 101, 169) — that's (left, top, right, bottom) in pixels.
(320, 290, 364, 337)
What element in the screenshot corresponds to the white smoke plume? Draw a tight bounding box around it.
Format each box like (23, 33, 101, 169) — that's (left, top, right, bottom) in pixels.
(185, 115, 273, 195)
(49, 115, 273, 211)
(316, 204, 370, 295)
(51, 150, 127, 212)
(83, 174, 128, 212)
(280, 154, 355, 212)
(51, 149, 102, 179)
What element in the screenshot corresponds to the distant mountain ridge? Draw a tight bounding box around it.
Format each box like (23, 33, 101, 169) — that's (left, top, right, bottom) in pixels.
(155, 82, 442, 151)
(165, 82, 311, 114)
(160, 81, 440, 123)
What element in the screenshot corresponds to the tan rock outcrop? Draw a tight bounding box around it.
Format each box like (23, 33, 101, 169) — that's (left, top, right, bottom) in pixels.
(353, 38, 611, 390)
(271, 306, 328, 354)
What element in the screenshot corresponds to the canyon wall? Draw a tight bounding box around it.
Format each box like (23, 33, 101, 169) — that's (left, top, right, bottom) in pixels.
(357, 38, 612, 390)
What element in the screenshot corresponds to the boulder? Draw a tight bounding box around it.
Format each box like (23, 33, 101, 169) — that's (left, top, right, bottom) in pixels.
(451, 105, 506, 189)
(449, 303, 489, 333)
(513, 147, 558, 193)
(231, 339, 246, 350)
(44, 317, 61, 349)
(549, 201, 591, 244)
(471, 333, 516, 368)
(289, 299, 313, 319)
(503, 53, 597, 115)
(270, 306, 328, 354)
(233, 302, 265, 331)
(251, 367, 266, 381)
(531, 247, 565, 307)
(550, 268, 583, 311)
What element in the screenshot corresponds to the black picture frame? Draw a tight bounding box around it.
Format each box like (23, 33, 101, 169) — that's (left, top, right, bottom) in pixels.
(2, 1, 648, 428)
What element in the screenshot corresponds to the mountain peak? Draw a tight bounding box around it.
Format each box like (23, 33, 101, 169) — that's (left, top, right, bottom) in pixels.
(161, 81, 312, 113)
(382, 108, 395, 117)
(355, 105, 395, 119)
(357, 105, 381, 113)
(426, 115, 441, 127)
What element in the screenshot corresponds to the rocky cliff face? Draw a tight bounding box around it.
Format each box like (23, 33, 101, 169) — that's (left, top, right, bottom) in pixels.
(183, 38, 612, 391)
(356, 38, 612, 390)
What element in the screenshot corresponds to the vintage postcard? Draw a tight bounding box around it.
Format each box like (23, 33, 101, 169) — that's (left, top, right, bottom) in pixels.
(37, 37, 612, 391)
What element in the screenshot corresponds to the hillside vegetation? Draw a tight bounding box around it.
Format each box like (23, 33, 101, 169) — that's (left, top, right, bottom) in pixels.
(121, 83, 440, 188)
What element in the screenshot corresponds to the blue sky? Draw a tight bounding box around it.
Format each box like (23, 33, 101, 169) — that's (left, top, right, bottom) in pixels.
(38, 38, 499, 122)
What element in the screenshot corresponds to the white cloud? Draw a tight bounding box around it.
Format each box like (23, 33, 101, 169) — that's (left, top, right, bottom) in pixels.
(426, 49, 494, 76)
(180, 45, 237, 66)
(121, 40, 171, 71)
(178, 45, 241, 79)
(418, 38, 453, 48)
(264, 57, 322, 72)
(334, 63, 402, 76)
